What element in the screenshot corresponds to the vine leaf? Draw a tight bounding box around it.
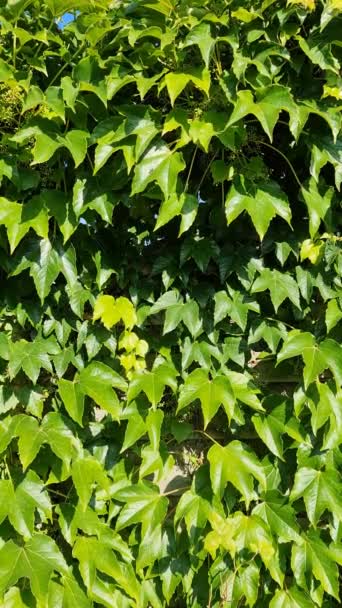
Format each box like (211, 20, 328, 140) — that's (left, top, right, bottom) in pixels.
(208, 441, 266, 504)
(252, 269, 300, 312)
(225, 176, 292, 240)
(0, 534, 69, 601)
(127, 363, 177, 406)
(290, 467, 342, 525)
(131, 144, 185, 199)
(291, 529, 340, 600)
(0, 471, 51, 539)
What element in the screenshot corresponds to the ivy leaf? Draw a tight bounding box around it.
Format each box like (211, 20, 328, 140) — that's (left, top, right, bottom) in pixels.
(93, 295, 137, 329)
(127, 363, 177, 406)
(208, 441, 266, 504)
(73, 536, 141, 603)
(301, 178, 334, 238)
(0, 471, 52, 539)
(291, 529, 340, 599)
(252, 397, 306, 459)
(326, 298, 342, 332)
(58, 378, 85, 426)
(0, 535, 69, 601)
(270, 586, 317, 608)
(178, 369, 235, 427)
(214, 287, 260, 330)
(290, 467, 342, 525)
(277, 331, 342, 388)
(163, 67, 210, 105)
(15, 412, 80, 470)
(225, 176, 292, 240)
(228, 86, 297, 141)
(28, 239, 61, 303)
(79, 362, 127, 418)
(0, 197, 49, 253)
(114, 482, 168, 534)
(131, 143, 185, 199)
(252, 269, 300, 312)
(8, 337, 57, 384)
(183, 23, 215, 68)
(72, 456, 109, 510)
(253, 491, 302, 543)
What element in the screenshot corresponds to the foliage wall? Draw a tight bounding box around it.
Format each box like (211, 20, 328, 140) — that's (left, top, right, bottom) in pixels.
(0, 0, 341, 606)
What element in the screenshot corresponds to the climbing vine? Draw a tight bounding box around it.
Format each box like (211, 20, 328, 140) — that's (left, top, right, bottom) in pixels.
(0, 0, 341, 606)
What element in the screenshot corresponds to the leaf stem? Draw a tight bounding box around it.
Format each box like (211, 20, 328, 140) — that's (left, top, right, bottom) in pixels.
(194, 429, 220, 445)
(255, 140, 302, 188)
(196, 151, 218, 193)
(185, 146, 198, 192)
(49, 43, 85, 87)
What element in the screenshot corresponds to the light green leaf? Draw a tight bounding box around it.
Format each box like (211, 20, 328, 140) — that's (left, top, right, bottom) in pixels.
(226, 176, 292, 240)
(291, 529, 340, 599)
(79, 361, 127, 418)
(183, 23, 215, 68)
(72, 456, 109, 510)
(270, 586, 316, 608)
(0, 535, 68, 601)
(131, 143, 185, 199)
(29, 239, 61, 303)
(326, 298, 342, 332)
(253, 491, 301, 543)
(64, 130, 88, 167)
(178, 368, 235, 427)
(290, 467, 342, 525)
(93, 294, 137, 329)
(252, 397, 305, 459)
(208, 441, 266, 504)
(127, 363, 177, 406)
(114, 482, 168, 534)
(302, 178, 334, 238)
(252, 269, 300, 312)
(58, 378, 85, 426)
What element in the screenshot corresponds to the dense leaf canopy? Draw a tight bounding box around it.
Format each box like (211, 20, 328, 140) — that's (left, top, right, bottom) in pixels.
(0, 0, 341, 606)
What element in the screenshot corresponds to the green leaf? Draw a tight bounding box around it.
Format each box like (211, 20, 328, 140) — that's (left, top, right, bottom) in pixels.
(183, 23, 215, 68)
(0, 197, 49, 253)
(252, 397, 305, 459)
(131, 143, 185, 199)
(326, 298, 342, 332)
(93, 295, 137, 329)
(31, 132, 62, 164)
(127, 363, 177, 406)
(214, 287, 259, 330)
(252, 269, 300, 312)
(225, 176, 292, 240)
(8, 337, 57, 384)
(0, 535, 69, 601)
(64, 130, 88, 168)
(253, 491, 301, 543)
(178, 368, 235, 427)
(163, 67, 210, 105)
(302, 178, 334, 238)
(0, 471, 51, 539)
(28, 239, 61, 303)
(58, 378, 85, 426)
(72, 456, 109, 510)
(114, 482, 168, 534)
(270, 586, 316, 608)
(79, 362, 127, 418)
(277, 331, 342, 388)
(290, 467, 342, 525)
(291, 529, 340, 599)
(208, 441, 266, 504)
(73, 536, 141, 603)
(228, 86, 297, 141)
